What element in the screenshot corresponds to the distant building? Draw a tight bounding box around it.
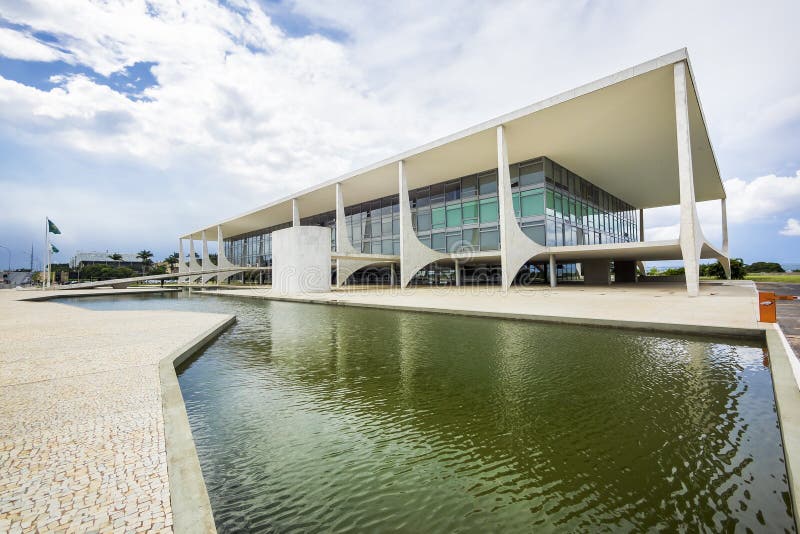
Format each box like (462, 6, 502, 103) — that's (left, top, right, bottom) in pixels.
(69, 252, 143, 270)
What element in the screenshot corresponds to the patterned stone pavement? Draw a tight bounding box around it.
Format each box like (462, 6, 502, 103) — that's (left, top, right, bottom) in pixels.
(0, 290, 228, 533)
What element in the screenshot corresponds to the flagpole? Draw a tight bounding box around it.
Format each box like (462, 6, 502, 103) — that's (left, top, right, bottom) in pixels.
(43, 216, 47, 290)
(45, 216, 50, 289)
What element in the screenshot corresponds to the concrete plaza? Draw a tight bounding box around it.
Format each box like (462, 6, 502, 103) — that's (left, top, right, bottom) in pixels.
(211, 280, 762, 337)
(0, 289, 229, 533)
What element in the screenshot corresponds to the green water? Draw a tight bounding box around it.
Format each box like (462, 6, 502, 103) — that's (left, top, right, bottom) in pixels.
(64, 293, 794, 532)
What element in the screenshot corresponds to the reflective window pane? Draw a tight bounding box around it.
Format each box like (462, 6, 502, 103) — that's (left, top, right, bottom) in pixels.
(461, 176, 477, 199)
(519, 161, 544, 187)
(462, 200, 478, 224)
(479, 228, 500, 250)
(521, 190, 544, 217)
(431, 232, 446, 251)
(479, 173, 498, 195)
(479, 198, 499, 223)
(446, 205, 462, 227)
(432, 207, 446, 229)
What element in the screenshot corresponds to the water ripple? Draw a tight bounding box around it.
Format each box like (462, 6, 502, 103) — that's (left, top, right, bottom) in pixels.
(62, 293, 794, 532)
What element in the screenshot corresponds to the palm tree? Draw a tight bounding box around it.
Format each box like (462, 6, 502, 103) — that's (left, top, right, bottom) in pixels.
(136, 250, 154, 275)
(108, 253, 123, 267)
(164, 252, 179, 273)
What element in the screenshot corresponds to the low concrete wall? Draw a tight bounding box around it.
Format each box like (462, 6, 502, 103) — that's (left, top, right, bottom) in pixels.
(159, 314, 236, 534)
(766, 325, 800, 525)
(272, 226, 331, 294)
(640, 275, 686, 283)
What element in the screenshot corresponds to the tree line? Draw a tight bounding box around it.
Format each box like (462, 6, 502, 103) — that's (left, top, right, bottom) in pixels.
(652, 259, 786, 280)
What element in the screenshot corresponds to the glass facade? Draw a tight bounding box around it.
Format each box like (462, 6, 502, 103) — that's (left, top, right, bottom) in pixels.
(223, 156, 639, 282)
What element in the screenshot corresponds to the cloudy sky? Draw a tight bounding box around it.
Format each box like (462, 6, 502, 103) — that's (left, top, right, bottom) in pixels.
(0, 0, 798, 269)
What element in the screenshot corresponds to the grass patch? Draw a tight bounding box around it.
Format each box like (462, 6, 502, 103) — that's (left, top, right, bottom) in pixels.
(746, 274, 800, 283)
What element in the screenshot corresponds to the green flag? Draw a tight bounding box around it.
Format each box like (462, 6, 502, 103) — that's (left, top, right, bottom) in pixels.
(47, 218, 61, 234)
(50, 243, 59, 254)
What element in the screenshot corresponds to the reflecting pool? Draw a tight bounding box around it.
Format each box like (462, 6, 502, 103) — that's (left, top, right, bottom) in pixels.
(64, 293, 794, 532)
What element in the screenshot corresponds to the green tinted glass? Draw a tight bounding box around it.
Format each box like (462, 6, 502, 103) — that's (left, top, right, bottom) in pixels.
(446, 205, 462, 227)
(479, 198, 499, 223)
(462, 200, 478, 223)
(432, 207, 446, 229)
(521, 190, 544, 217)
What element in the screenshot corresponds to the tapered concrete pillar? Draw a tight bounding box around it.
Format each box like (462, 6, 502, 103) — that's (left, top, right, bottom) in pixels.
(454, 260, 461, 286)
(720, 198, 731, 279)
(674, 62, 703, 297)
(188, 238, 202, 283)
(292, 198, 300, 227)
(496, 125, 545, 291)
(549, 254, 557, 288)
(399, 160, 447, 287)
(335, 182, 377, 287)
(201, 230, 216, 284)
(178, 238, 189, 282)
(215, 225, 241, 285)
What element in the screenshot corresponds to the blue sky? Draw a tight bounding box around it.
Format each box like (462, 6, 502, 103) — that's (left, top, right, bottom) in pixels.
(0, 0, 798, 270)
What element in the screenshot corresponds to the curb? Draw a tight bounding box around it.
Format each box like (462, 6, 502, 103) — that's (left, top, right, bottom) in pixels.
(766, 324, 800, 527)
(196, 290, 764, 340)
(159, 314, 236, 534)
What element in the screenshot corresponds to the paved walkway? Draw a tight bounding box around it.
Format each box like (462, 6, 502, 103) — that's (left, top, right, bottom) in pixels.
(757, 282, 800, 357)
(212, 280, 761, 335)
(0, 290, 228, 533)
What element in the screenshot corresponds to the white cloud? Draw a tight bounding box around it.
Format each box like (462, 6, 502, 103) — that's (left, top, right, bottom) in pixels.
(644, 171, 800, 243)
(780, 218, 800, 237)
(0, 0, 798, 264)
(0, 27, 66, 62)
(725, 171, 800, 222)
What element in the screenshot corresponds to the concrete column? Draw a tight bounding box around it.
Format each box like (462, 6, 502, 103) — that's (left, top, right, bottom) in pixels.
(549, 254, 557, 288)
(272, 226, 331, 294)
(335, 182, 380, 287)
(674, 61, 703, 297)
(639, 209, 644, 242)
(390, 264, 396, 286)
(721, 198, 729, 253)
(398, 160, 447, 287)
(583, 259, 611, 285)
(720, 198, 731, 279)
(201, 230, 216, 284)
(292, 198, 300, 227)
(188, 238, 202, 283)
(215, 225, 241, 285)
(454, 260, 461, 286)
(496, 125, 545, 291)
(178, 238, 187, 279)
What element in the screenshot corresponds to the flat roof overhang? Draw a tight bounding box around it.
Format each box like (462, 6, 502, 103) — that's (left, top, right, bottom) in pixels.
(184, 48, 722, 241)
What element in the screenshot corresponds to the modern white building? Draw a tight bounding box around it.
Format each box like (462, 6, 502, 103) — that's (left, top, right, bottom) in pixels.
(70, 251, 143, 270)
(179, 49, 729, 296)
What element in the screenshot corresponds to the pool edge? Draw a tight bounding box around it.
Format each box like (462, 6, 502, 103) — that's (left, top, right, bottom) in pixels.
(767, 324, 800, 527)
(159, 314, 237, 534)
(194, 290, 765, 340)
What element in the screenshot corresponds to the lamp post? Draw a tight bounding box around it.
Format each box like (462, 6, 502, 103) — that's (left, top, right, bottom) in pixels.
(0, 244, 11, 272)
